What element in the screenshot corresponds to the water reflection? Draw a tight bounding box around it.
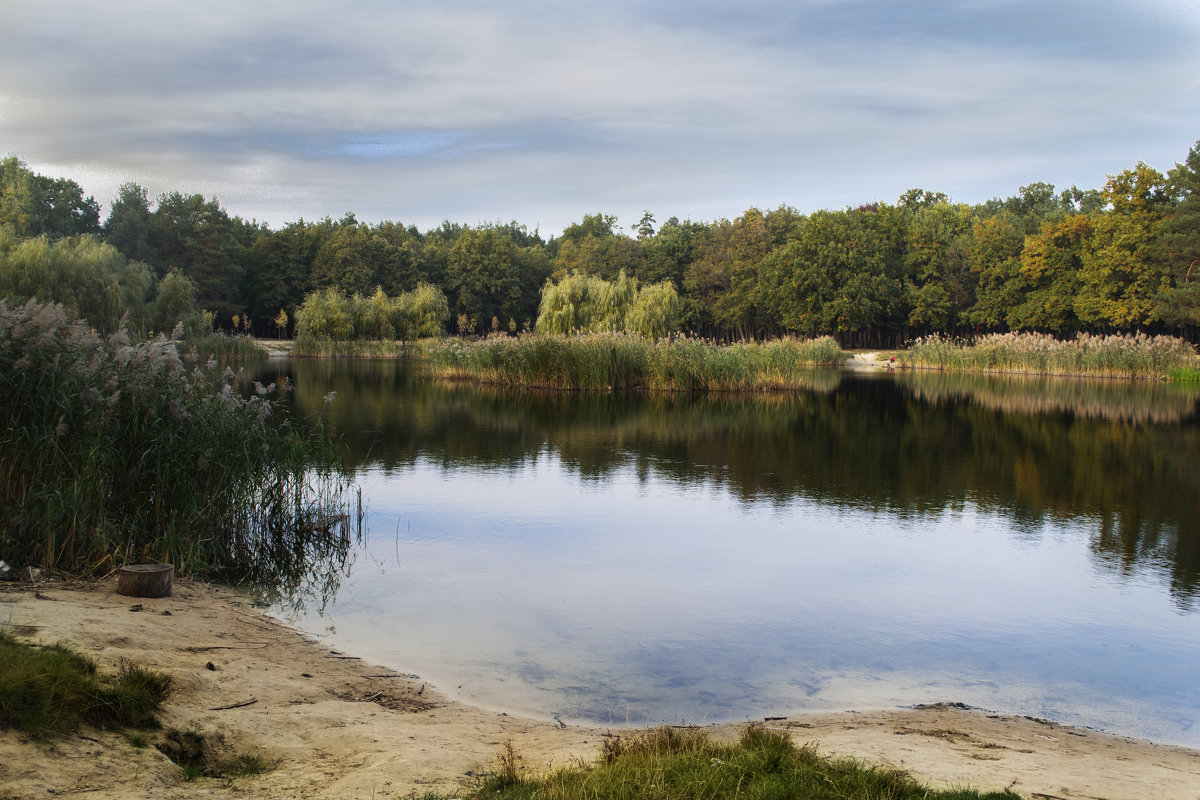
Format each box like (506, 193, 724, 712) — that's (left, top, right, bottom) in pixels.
(255, 359, 1200, 608)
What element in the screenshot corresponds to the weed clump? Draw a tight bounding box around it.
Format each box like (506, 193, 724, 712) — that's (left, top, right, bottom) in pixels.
(156, 727, 277, 781)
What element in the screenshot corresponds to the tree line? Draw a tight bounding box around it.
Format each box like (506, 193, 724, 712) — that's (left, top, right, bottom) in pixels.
(2, 139, 1198, 343)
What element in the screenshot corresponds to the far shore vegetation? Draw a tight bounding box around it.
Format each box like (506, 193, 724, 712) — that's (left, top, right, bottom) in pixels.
(434, 724, 1016, 800)
(3, 139, 1200, 353)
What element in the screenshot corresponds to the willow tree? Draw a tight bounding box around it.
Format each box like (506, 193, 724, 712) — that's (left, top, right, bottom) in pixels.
(536, 271, 679, 338)
(396, 283, 449, 340)
(294, 286, 354, 341)
(0, 233, 152, 333)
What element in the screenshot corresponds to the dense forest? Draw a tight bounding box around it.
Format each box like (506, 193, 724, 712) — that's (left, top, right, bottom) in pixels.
(2, 139, 1198, 345)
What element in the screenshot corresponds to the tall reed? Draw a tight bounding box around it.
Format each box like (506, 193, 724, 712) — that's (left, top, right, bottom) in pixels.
(421, 332, 845, 391)
(188, 331, 266, 360)
(901, 332, 1196, 379)
(0, 299, 352, 582)
(292, 337, 413, 358)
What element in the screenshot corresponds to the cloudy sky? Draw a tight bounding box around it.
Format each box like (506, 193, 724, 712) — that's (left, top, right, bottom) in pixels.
(2, 0, 1198, 236)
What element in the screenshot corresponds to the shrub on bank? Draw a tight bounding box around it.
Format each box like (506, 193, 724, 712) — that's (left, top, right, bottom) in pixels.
(0, 298, 350, 579)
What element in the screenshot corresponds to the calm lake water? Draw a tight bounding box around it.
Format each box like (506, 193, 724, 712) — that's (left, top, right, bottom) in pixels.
(254, 358, 1200, 746)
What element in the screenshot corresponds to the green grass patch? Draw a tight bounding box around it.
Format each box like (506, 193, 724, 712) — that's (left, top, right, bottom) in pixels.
(422, 333, 845, 392)
(454, 725, 1014, 800)
(900, 332, 1196, 379)
(1167, 365, 1200, 383)
(0, 631, 172, 739)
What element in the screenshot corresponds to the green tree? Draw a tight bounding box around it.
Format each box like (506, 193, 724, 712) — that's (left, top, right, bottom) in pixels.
(1010, 215, 1089, 332)
(624, 280, 682, 339)
(104, 183, 155, 263)
(638, 216, 707, 288)
(147, 192, 249, 321)
(552, 233, 642, 282)
(0, 234, 151, 333)
(356, 286, 396, 340)
(537, 271, 633, 334)
(1075, 163, 1170, 328)
(965, 212, 1027, 329)
(901, 201, 978, 330)
(395, 283, 449, 340)
(633, 211, 656, 240)
(759, 207, 903, 339)
(445, 227, 524, 333)
(243, 218, 337, 325)
(1, 157, 101, 239)
(536, 271, 679, 338)
(294, 286, 354, 340)
(150, 268, 205, 337)
(1155, 139, 1200, 326)
(683, 206, 801, 338)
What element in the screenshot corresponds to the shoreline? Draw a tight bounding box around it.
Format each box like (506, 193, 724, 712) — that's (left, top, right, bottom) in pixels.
(3, 577, 1199, 799)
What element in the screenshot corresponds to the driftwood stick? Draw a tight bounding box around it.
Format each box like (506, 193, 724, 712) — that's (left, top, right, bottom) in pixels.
(183, 643, 269, 651)
(210, 698, 258, 711)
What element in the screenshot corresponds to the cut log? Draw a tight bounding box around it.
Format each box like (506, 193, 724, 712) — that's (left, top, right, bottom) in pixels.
(117, 564, 174, 598)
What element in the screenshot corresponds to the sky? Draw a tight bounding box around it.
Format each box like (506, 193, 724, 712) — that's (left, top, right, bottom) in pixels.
(2, 0, 1198, 237)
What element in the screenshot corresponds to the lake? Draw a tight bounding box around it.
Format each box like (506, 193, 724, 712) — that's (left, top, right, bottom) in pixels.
(252, 358, 1200, 746)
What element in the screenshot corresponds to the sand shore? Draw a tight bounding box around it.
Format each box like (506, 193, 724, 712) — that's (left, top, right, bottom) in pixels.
(2, 576, 1199, 799)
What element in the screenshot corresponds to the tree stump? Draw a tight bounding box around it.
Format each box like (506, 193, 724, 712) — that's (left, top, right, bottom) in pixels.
(117, 564, 174, 598)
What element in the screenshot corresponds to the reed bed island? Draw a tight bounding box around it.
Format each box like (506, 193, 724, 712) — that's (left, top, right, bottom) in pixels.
(421, 332, 846, 392)
(899, 331, 1198, 380)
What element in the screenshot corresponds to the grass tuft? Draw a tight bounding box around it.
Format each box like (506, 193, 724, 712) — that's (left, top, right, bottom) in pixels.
(0, 632, 171, 739)
(456, 724, 1017, 800)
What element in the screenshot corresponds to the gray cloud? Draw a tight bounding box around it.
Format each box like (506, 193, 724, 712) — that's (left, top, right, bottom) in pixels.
(2, 0, 1197, 234)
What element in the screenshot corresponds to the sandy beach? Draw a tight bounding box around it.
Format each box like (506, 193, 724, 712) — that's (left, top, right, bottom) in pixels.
(2, 576, 1199, 799)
